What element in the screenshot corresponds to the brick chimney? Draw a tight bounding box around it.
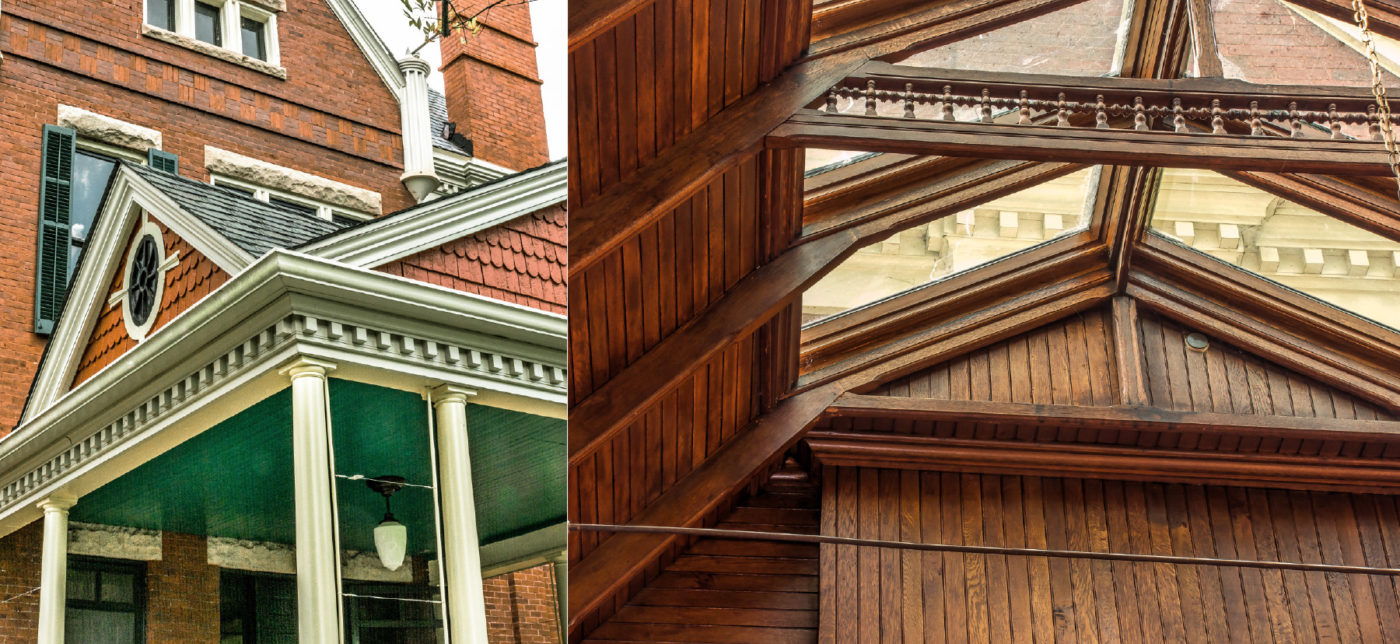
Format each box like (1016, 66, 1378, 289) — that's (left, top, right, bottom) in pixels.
(439, 0, 549, 171)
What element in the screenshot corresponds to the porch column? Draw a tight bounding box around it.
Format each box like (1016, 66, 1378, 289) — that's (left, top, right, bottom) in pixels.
(550, 551, 567, 643)
(36, 493, 77, 644)
(433, 385, 488, 643)
(282, 357, 342, 643)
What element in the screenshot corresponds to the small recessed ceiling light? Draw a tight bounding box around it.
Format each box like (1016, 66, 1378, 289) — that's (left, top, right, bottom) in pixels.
(1185, 332, 1209, 352)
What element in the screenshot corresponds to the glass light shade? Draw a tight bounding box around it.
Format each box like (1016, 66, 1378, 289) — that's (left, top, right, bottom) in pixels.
(373, 519, 408, 571)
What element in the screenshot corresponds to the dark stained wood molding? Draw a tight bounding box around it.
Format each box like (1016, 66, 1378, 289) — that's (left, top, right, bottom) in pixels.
(804, 430, 1400, 493)
(1286, 0, 1400, 42)
(801, 234, 1104, 365)
(770, 110, 1399, 176)
(568, 384, 843, 634)
(1128, 242, 1400, 411)
(1184, 0, 1223, 77)
(1103, 166, 1160, 291)
(568, 0, 650, 52)
(824, 394, 1400, 442)
(1228, 170, 1400, 244)
(805, 0, 1094, 60)
(799, 159, 1084, 243)
(1110, 295, 1149, 406)
(801, 268, 1116, 391)
(569, 231, 856, 462)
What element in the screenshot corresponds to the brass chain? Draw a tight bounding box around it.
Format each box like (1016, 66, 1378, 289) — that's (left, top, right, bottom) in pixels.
(1351, 0, 1400, 200)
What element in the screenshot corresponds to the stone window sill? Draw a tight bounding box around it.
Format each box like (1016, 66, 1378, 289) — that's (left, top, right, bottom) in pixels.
(142, 25, 287, 80)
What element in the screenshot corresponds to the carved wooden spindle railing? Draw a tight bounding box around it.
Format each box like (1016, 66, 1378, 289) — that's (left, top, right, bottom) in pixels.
(816, 72, 1400, 142)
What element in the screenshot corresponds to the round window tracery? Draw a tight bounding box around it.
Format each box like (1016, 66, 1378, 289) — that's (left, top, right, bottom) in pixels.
(127, 235, 160, 327)
(121, 217, 171, 342)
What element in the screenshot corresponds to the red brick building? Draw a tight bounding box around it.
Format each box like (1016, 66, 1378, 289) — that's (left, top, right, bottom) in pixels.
(0, 0, 564, 642)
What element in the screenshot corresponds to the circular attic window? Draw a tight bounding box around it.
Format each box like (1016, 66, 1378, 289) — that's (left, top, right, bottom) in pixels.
(121, 218, 171, 342)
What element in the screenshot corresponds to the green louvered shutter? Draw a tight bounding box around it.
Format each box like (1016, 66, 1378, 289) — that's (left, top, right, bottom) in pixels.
(148, 148, 178, 174)
(34, 125, 75, 335)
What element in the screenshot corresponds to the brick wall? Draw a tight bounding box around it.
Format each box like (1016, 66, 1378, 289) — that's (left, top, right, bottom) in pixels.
(0, 0, 416, 430)
(484, 563, 561, 644)
(145, 532, 219, 644)
(0, 523, 41, 643)
(440, 0, 549, 171)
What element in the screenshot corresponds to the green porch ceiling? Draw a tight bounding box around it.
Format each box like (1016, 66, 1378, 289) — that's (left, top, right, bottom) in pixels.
(70, 379, 565, 556)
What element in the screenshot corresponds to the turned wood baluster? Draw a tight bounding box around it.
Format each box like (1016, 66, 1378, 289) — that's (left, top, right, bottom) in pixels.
(1095, 95, 1109, 129)
(826, 89, 838, 114)
(1018, 90, 1032, 124)
(941, 85, 955, 121)
(1289, 102, 1303, 138)
(865, 80, 877, 116)
(1370, 105, 1382, 140)
(1134, 97, 1148, 131)
(1056, 93, 1069, 127)
(1329, 104, 1342, 139)
(1211, 99, 1226, 134)
(980, 88, 993, 123)
(904, 83, 915, 119)
(1249, 101, 1262, 136)
(1172, 98, 1186, 133)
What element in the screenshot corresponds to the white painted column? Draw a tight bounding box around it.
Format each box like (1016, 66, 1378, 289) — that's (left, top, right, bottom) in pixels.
(282, 357, 343, 644)
(550, 551, 567, 644)
(433, 385, 488, 643)
(36, 493, 78, 644)
(397, 56, 442, 202)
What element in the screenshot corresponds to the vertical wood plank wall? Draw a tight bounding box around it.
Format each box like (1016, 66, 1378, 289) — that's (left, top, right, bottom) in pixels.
(821, 466, 1400, 643)
(585, 465, 821, 643)
(853, 306, 1395, 454)
(568, 0, 812, 632)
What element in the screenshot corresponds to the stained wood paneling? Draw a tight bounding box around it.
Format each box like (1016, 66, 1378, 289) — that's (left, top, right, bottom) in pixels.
(822, 467, 1400, 643)
(569, 0, 811, 207)
(856, 304, 1396, 454)
(584, 462, 821, 643)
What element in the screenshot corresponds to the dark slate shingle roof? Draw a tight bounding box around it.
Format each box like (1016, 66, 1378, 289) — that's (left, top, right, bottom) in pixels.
(429, 89, 470, 154)
(125, 162, 346, 258)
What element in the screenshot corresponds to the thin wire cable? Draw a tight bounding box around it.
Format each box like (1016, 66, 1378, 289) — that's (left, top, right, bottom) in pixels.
(334, 474, 434, 491)
(572, 523, 1400, 577)
(0, 586, 40, 605)
(342, 592, 442, 605)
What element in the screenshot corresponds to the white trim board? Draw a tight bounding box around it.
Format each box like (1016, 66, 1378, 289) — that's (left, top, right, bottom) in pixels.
(324, 0, 406, 103)
(302, 160, 566, 268)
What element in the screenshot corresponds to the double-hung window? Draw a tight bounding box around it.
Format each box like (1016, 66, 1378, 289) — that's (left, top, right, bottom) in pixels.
(144, 0, 280, 68)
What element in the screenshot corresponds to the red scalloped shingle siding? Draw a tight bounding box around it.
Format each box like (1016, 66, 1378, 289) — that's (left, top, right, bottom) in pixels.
(375, 204, 567, 314)
(72, 213, 229, 386)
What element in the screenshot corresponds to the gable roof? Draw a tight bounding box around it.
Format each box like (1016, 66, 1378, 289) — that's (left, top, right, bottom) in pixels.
(299, 159, 567, 267)
(125, 163, 346, 257)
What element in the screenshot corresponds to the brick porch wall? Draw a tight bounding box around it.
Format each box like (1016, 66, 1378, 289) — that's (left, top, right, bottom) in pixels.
(484, 563, 562, 644)
(145, 532, 220, 644)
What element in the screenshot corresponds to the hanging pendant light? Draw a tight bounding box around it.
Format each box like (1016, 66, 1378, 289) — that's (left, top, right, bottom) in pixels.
(366, 475, 408, 571)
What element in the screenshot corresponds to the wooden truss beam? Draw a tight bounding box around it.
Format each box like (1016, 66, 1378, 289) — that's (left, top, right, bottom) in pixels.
(569, 0, 650, 51)
(570, 0, 1097, 275)
(801, 265, 1115, 391)
(805, 431, 1400, 493)
(1184, 0, 1223, 77)
(571, 157, 1074, 463)
(825, 394, 1400, 442)
(568, 384, 842, 633)
(1129, 236, 1400, 411)
(1228, 171, 1400, 243)
(770, 110, 1398, 176)
(1286, 0, 1400, 42)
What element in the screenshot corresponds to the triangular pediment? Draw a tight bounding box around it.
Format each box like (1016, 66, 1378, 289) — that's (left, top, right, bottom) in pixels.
(840, 303, 1397, 451)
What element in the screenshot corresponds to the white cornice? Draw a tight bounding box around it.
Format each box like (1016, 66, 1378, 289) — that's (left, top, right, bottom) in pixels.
(23, 167, 254, 424)
(302, 161, 566, 268)
(324, 0, 406, 103)
(0, 250, 565, 537)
